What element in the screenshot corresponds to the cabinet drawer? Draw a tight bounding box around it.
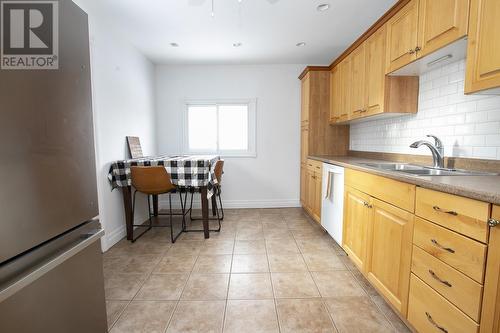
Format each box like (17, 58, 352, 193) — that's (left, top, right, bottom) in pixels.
(411, 245, 483, 321)
(306, 159, 322, 172)
(408, 274, 479, 333)
(415, 187, 490, 243)
(345, 169, 415, 212)
(413, 217, 487, 283)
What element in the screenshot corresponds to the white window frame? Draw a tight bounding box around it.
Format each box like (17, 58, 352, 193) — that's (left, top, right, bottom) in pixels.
(183, 99, 257, 157)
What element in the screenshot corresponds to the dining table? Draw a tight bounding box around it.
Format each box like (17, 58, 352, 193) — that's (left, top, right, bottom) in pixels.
(108, 154, 221, 240)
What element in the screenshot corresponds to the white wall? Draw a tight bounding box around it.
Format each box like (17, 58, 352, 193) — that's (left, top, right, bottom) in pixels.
(350, 59, 500, 160)
(74, 0, 157, 251)
(155, 64, 305, 208)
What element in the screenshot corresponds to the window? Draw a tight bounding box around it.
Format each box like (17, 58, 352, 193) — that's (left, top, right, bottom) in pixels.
(184, 100, 256, 157)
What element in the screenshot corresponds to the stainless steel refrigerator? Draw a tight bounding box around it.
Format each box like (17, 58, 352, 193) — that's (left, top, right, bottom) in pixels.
(0, 0, 107, 332)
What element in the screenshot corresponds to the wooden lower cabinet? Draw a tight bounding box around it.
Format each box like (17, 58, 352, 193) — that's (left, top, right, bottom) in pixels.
(365, 198, 414, 316)
(302, 160, 322, 223)
(343, 186, 371, 271)
(300, 165, 306, 206)
(480, 205, 500, 333)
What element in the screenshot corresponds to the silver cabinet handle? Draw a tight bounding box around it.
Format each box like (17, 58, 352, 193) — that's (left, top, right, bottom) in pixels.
(488, 218, 500, 227)
(408, 49, 415, 54)
(426, 312, 448, 333)
(431, 239, 455, 253)
(363, 202, 373, 209)
(415, 46, 422, 52)
(429, 269, 452, 287)
(433, 206, 458, 216)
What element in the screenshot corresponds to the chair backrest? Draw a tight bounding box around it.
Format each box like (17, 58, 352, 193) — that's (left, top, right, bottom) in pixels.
(126, 136, 143, 159)
(214, 160, 224, 184)
(130, 166, 175, 194)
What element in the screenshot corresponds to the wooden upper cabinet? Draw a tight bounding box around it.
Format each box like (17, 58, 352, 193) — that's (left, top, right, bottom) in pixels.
(417, 0, 469, 58)
(480, 205, 500, 333)
(329, 66, 341, 123)
(301, 74, 310, 124)
(339, 57, 351, 122)
(465, 0, 500, 94)
(365, 26, 387, 117)
(365, 198, 414, 316)
(386, 0, 419, 73)
(350, 44, 366, 117)
(343, 186, 371, 271)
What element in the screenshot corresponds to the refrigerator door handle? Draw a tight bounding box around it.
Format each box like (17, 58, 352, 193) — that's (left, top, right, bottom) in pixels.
(0, 228, 104, 303)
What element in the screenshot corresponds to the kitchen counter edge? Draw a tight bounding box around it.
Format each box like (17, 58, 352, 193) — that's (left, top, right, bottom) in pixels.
(309, 155, 500, 206)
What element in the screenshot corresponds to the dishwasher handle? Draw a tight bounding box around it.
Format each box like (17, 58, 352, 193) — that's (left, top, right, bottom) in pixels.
(324, 170, 335, 199)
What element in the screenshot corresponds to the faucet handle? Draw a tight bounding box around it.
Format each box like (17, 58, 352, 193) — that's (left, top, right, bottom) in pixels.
(426, 135, 443, 149)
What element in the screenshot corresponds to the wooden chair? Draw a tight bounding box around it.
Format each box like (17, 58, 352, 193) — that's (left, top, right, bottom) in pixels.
(130, 166, 184, 243)
(127, 136, 143, 159)
(187, 160, 225, 232)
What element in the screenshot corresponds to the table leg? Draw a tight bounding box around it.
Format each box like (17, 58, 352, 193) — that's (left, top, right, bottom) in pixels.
(152, 195, 159, 216)
(200, 187, 210, 239)
(122, 186, 133, 241)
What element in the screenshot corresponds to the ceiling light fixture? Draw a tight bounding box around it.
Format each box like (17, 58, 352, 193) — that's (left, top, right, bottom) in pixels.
(296, 42, 306, 47)
(317, 3, 330, 11)
(170, 43, 179, 47)
(233, 42, 242, 47)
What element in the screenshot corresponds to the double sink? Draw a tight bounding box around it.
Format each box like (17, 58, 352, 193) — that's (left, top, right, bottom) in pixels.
(359, 162, 498, 177)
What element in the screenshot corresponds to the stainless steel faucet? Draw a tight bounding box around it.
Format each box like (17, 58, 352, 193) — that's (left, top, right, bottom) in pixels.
(409, 134, 445, 168)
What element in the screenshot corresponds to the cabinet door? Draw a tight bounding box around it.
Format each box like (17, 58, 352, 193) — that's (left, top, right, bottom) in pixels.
(339, 57, 351, 122)
(386, 0, 419, 73)
(329, 66, 341, 123)
(480, 205, 500, 333)
(417, 0, 469, 58)
(365, 198, 414, 316)
(300, 166, 306, 207)
(314, 169, 322, 221)
(465, 0, 500, 94)
(365, 26, 387, 117)
(300, 127, 309, 165)
(343, 186, 371, 271)
(301, 74, 310, 124)
(350, 44, 366, 119)
(307, 168, 316, 213)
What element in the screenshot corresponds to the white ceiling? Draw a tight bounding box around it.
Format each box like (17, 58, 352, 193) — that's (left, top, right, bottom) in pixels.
(86, 0, 397, 65)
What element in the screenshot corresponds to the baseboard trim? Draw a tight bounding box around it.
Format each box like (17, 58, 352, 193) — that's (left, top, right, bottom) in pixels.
(101, 225, 126, 252)
(158, 198, 301, 209)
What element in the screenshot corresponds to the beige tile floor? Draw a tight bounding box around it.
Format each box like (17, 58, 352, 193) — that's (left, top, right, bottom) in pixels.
(103, 208, 411, 333)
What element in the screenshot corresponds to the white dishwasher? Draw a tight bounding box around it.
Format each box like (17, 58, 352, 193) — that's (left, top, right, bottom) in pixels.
(321, 163, 345, 246)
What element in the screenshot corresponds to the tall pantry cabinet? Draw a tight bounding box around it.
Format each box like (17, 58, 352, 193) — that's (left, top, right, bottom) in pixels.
(299, 70, 349, 222)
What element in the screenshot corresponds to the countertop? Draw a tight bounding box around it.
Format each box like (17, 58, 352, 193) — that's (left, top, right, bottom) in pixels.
(309, 155, 500, 205)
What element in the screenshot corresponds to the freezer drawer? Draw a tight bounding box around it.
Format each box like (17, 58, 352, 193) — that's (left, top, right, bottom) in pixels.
(0, 221, 107, 333)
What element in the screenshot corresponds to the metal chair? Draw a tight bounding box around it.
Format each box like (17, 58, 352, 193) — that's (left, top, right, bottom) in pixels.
(186, 160, 225, 232)
(130, 166, 185, 243)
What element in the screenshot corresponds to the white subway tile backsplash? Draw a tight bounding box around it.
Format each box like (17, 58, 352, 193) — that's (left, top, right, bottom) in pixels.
(350, 59, 500, 160)
(465, 111, 488, 123)
(475, 122, 500, 134)
(472, 147, 497, 159)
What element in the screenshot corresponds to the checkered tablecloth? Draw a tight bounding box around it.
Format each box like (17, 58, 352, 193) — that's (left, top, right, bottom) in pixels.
(108, 155, 220, 198)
